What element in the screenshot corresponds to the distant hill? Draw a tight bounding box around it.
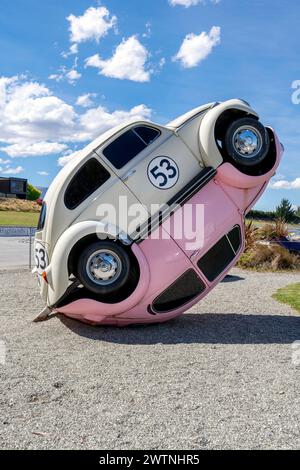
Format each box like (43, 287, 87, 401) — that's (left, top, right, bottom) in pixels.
(36, 186, 48, 198)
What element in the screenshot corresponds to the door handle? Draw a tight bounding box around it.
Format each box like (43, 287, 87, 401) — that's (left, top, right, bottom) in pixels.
(122, 169, 136, 182)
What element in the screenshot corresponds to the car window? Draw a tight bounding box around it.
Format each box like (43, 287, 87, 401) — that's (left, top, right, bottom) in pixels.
(134, 126, 160, 145)
(64, 158, 110, 210)
(103, 126, 161, 169)
(37, 202, 46, 230)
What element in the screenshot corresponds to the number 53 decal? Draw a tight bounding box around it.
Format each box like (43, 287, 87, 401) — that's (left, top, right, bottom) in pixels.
(34, 242, 49, 275)
(147, 156, 179, 189)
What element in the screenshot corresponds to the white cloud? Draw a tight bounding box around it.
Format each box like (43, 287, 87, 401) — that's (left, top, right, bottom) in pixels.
(142, 22, 152, 38)
(66, 69, 81, 82)
(0, 165, 24, 175)
(0, 76, 152, 158)
(58, 150, 81, 167)
(85, 36, 151, 82)
(61, 43, 79, 59)
(173, 26, 221, 68)
(0, 76, 76, 144)
(49, 66, 81, 85)
(0, 158, 10, 164)
(70, 44, 78, 54)
(269, 178, 300, 189)
(0, 142, 67, 158)
(37, 171, 49, 176)
(159, 57, 166, 68)
(76, 93, 96, 108)
(77, 104, 152, 142)
(67, 6, 117, 44)
(169, 0, 220, 6)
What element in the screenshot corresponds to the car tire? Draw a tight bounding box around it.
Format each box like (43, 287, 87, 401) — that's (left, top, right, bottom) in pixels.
(224, 117, 270, 167)
(77, 241, 131, 295)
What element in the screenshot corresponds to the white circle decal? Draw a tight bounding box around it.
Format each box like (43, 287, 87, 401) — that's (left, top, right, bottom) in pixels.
(147, 156, 179, 190)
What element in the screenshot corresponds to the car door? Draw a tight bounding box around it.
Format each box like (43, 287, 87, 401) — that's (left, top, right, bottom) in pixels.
(95, 123, 202, 216)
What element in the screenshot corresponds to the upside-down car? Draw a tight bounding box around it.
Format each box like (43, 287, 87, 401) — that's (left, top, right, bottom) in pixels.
(33, 99, 283, 326)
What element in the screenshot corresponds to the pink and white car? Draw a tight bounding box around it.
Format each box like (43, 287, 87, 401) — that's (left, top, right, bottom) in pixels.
(34, 99, 283, 326)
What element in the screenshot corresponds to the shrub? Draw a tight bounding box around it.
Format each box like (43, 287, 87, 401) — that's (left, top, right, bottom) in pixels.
(244, 220, 260, 251)
(27, 183, 41, 201)
(238, 243, 300, 271)
(0, 197, 40, 212)
(258, 219, 289, 241)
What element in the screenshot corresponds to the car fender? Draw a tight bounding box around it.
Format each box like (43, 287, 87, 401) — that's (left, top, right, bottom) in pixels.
(46, 220, 132, 306)
(199, 99, 259, 168)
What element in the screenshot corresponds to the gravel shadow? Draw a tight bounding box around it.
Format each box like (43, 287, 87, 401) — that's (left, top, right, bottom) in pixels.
(59, 312, 300, 345)
(221, 274, 245, 283)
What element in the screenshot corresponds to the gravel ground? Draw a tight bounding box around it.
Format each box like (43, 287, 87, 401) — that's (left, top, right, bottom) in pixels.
(0, 237, 33, 269)
(0, 268, 299, 450)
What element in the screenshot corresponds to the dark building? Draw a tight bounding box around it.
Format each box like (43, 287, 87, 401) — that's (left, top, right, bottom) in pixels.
(0, 177, 28, 199)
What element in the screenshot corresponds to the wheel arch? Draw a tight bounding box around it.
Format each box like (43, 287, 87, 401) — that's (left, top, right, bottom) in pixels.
(68, 233, 134, 278)
(199, 99, 259, 169)
(46, 220, 131, 306)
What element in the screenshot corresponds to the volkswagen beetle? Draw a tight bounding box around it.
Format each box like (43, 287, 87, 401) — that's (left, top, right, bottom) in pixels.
(33, 99, 283, 325)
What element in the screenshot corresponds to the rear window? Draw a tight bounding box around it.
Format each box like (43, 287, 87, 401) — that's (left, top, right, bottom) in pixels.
(37, 202, 46, 231)
(64, 158, 110, 210)
(103, 126, 160, 169)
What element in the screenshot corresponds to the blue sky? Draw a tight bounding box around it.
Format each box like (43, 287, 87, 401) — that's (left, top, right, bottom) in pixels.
(0, 0, 299, 210)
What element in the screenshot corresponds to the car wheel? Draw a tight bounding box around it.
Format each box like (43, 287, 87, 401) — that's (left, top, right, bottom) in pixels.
(77, 241, 131, 295)
(224, 117, 270, 167)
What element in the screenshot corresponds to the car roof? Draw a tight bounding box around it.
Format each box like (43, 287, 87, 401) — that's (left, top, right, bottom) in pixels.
(84, 103, 217, 157)
(59, 104, 217, 175)
(166, 102, 216, 129)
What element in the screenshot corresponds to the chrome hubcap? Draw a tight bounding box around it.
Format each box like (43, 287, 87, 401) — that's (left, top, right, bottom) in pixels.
(232, 126, 262, 158)
(86, 249, 122, 285)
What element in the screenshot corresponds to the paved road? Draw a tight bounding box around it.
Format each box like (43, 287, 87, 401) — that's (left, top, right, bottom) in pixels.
(0, 268, 299, 449)
(0, 237, 34, 269)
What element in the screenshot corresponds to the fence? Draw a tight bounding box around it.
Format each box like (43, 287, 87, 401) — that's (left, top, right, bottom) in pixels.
(0, 226, 36, 270)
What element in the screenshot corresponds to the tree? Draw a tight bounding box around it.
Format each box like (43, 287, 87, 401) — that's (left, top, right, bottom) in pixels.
(275, 198, 296, 223)
(27, 183, 41, 201)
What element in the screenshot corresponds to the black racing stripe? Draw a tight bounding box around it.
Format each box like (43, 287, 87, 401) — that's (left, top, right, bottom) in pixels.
(134, 167, 216, 242)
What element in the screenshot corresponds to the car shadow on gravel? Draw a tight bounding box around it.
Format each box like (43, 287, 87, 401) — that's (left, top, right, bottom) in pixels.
(221, 274, 245, 283)
(59, 313, 300, 345)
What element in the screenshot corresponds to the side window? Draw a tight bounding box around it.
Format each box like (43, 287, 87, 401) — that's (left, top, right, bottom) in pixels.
(64, 158, 110, 210)
(134, 126, 160, 145)
(103, 126, 161, 169)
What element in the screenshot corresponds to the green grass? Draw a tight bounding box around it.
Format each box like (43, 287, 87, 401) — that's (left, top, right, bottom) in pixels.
(273, 283, 300, 313)
(0, 211, 39, 227)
